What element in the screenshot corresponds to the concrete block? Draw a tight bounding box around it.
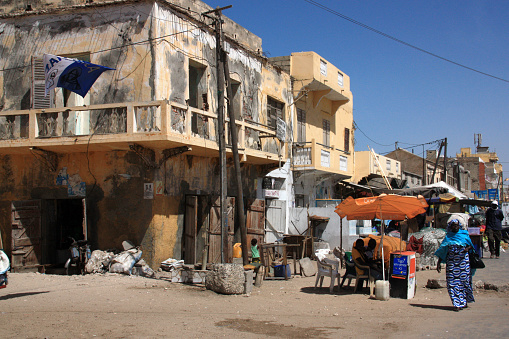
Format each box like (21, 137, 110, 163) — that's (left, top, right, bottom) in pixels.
(244, 270, 254, 294)
(205, 264, 245, 295)
(299, 257, 317, 277)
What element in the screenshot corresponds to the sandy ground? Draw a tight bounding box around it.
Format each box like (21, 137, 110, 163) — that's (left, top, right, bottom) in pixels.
(0, 265, 508, 338)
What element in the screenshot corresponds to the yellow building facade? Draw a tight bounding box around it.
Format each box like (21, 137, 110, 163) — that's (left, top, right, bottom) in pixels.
(270, 52, 353, 205)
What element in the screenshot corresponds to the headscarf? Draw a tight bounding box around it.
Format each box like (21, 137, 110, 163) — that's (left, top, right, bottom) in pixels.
(434, 219, 474, 261)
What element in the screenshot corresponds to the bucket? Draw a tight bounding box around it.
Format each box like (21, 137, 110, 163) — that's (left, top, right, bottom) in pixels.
(274, 264, 291, 278)
(375, 280, 390, 301)
(233, 243, 242, 258)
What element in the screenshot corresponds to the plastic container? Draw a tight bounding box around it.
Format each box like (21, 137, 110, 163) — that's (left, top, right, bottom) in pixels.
(233, 243, 242, 258)
(375, 280, 390, 301)
(274, 264, 291, 278)
(468, 227, 480, 235)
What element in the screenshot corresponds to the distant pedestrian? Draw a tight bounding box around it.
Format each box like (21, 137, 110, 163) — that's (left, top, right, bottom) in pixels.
(485, 200, 504, 258)
(435, 219, 475, 311)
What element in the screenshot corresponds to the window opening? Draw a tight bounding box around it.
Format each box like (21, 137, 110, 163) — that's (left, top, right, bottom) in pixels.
(323, 119, 330, 146)
(297, 108, 306, 143)
(267, 96, 284, 129)
(344, 127, 350, 153)
(189, 60, 207, 110)
(337, 72, 344, 87)
(320, 59, 327, 76)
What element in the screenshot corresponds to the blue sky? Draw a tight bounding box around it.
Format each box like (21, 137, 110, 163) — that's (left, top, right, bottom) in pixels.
(205, 0, 509, 173)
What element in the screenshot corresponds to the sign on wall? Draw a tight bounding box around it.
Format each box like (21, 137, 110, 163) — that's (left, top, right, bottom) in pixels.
(144, 183, 154, 199)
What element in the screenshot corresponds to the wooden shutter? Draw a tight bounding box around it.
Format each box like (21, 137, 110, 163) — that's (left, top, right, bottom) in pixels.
(297, 108, 306, 143)
(31, 57, 53, 109)
(344, 127, 350, 152)
(322, 119, 330, 146)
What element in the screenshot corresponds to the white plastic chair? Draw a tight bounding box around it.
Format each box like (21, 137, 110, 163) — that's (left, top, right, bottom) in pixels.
(314, 257, 341, 293)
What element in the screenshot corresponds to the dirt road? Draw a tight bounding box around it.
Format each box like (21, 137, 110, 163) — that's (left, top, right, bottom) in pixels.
(0, 267, 508, 338)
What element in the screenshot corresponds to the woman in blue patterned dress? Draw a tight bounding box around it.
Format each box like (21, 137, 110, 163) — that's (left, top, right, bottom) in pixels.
(435, 219, 475, 311)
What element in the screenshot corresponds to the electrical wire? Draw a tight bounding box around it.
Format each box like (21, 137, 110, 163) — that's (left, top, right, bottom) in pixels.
(353, 120, 393, 147)
(0, 21, 215, 73)
(304, 0, 509, 84)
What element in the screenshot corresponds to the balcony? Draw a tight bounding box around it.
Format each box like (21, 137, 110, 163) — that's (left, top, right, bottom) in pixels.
(0, 100, 282, 164)
(293, 139, 351, 178)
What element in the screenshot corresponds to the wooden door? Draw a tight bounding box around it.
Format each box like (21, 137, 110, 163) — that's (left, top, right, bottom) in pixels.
(11, 200, 42, 269)
(247, 199, 265, 257)
(208, 197, 235, 264)
(184, 196, 198, 264)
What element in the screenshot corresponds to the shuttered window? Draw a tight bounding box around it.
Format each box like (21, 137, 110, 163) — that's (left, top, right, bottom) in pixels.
(267, 97, 284, 129)
(31, 57, 53, 109)
(337, 72, 344, 87)
(344, 127, 350, 153)
(320, 59, 327, 76)
(322, 119, 330, 146)
(297, 108, 306, 143)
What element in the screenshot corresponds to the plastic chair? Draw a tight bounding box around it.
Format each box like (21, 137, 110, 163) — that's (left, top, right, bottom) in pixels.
(353, 259, 375, 297)
(340, 252, 357, 288)
(314, 257, 341, 293)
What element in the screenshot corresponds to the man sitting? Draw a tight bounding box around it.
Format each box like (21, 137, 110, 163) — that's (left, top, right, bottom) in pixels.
(352, 239, 383, 281)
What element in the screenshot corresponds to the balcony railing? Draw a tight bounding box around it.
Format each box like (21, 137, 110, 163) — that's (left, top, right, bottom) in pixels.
(293, 139, 350, 175)
(0, 100, 281, 162)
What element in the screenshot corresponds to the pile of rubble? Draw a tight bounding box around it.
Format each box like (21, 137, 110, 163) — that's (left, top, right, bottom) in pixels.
(85, 242, 155, 278)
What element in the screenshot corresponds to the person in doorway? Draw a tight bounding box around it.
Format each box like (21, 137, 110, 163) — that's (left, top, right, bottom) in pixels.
(435, 219, 475, 311)
(485, 200, 504, 259)
(250, 238, 260, 263)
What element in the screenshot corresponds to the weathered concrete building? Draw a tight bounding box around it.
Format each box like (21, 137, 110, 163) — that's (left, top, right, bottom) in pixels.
(0, 0, 293, 270)
(386, 148, 447, 187)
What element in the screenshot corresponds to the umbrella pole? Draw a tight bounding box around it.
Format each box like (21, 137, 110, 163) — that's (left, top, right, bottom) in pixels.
(381, 219, 385, 281)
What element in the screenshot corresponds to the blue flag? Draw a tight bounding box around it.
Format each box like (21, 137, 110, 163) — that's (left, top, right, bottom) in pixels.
(43, 54, 115, 98)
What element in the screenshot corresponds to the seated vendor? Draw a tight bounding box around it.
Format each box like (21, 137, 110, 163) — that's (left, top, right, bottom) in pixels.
(352, 239, 383, 281)
(365, 238, 383, 270)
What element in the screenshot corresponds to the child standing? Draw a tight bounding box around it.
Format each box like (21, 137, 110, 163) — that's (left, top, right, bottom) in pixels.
(251, 238, 260, 263)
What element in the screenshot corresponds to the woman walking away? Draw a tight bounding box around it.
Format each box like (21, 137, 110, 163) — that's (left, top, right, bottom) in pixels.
(435, 219, 475, 311)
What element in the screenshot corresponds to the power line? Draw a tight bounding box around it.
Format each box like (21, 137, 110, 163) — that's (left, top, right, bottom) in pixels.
(304, 0, 509, 84)
(0, 22, 214, 73)
(353, 121, 393, 147)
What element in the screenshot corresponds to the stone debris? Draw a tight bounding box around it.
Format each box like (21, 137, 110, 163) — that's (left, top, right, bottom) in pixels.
(85, 250, 115, 274)
(426, 279, 447, 289)
(109, 248, 143, 275)
(428, 278, 509, 293)
(84, 248, 153, 277)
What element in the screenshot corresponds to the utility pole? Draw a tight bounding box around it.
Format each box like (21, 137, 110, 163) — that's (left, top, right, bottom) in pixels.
(443, 137, 447, 183)
(224, 54, 249, 265)
(203, 5, 232, 263)
(422, 144, 426, 185)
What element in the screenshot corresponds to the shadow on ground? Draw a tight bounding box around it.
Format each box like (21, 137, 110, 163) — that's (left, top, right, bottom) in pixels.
(410, 303, 457, 311)
(0, 291, 50, 301)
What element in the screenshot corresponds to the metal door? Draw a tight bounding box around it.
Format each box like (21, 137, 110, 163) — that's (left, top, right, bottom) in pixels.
(11, 200, 42, 269)
(265, 199, 286, 244)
